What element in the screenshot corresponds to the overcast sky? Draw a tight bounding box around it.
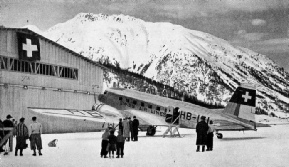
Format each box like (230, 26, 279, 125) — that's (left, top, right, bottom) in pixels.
(1, 0, 289, 71)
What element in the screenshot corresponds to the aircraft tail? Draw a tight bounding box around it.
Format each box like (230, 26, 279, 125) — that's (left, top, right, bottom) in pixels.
(223, 84, 256, 122)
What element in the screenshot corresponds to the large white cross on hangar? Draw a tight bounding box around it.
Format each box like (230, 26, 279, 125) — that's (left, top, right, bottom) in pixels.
(23, 38, 38, 57)
(242, 91, 252, 102)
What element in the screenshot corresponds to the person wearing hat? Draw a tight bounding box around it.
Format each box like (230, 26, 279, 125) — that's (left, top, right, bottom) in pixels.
(15, 117, 29, 156)
(28, 116, 43, 156)
(196, 116, 209, 152)
(2, 114, 14, 155)
(131, 116, 139, 141)
(122, 117, 131, 142)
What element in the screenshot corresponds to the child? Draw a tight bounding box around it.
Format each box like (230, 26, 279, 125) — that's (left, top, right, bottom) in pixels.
(116, 131, 125, 158)
(107, 130, 117, 158)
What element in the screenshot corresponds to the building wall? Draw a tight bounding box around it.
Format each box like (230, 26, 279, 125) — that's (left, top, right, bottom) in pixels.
(0, 29, 103, 93)
(0, 84, 98, 121)
(0, 29, 104, 122)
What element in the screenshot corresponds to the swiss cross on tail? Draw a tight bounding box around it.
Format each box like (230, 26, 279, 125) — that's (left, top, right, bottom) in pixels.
(229, 86, 256, 107)
(17, 32, 40, 61)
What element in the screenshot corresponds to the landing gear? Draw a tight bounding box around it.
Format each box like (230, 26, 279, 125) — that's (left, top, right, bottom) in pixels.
(216, 133, 223, 139)
(146, 125, 156, 136)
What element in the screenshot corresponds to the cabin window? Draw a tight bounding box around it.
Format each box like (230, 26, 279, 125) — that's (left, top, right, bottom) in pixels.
(156, 106, 160, 111)
(119, 97, 122, 100)
(148, 105, 152, 109)
(126, 99, 130, 103)
(141, 102, 144, 107)
(133, 100, 137, 105)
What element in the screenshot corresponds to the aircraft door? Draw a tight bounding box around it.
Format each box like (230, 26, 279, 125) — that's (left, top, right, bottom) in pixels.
(172, 107, 180, 124)
(165, 106, 174, 123)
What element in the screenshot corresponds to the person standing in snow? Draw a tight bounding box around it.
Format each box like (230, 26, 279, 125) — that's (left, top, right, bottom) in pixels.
(28, 116, 43, 156)
(131, 116, 139, 141)
(128, 117, 132, 141)
(107, 130, 117, 158)
(206, 120, 215, 151)
(116, 130, 125, 158)
(14, 117, 29, 156)
(118, 118, 123, 134)
(0, 119, 4, 153)
(196, 116, 209, 152)
(122, 117, 131, 142)
(2, 114, 14, 155)
(101, 128, 110, 158)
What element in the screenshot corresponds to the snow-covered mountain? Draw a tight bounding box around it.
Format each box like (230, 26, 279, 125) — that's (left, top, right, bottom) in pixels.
(38, 13, 289, 116)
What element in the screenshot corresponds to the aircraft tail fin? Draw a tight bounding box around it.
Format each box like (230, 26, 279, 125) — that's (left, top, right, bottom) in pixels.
(223, 84, 256, 122)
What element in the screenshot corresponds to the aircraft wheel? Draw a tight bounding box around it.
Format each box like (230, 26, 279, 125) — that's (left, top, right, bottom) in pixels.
(216, 133, 223, 139)
(146, 126, 156, 136)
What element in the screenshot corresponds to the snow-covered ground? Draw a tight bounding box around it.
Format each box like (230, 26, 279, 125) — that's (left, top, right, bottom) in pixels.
(1, 123, 289, 167)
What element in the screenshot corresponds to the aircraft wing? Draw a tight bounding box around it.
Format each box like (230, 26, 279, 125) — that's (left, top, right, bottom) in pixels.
(211, 119, 255, 131)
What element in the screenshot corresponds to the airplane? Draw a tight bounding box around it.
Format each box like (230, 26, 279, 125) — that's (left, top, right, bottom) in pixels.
(100, 83, 263, 139)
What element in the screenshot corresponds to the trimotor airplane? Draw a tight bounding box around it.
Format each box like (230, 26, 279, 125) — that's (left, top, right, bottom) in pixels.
(101, 83, 264, 139)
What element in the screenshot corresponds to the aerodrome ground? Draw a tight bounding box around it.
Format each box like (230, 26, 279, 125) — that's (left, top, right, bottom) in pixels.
(1, 122, 289, 167)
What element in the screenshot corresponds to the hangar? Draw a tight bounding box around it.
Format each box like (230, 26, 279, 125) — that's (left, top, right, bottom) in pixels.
(0, 28, 105, 133)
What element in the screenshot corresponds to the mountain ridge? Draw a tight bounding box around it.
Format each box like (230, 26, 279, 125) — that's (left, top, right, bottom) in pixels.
(33, 13, 289, 117)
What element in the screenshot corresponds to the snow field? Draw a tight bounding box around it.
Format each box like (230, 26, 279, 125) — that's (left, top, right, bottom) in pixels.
(1, 125, 289, 167)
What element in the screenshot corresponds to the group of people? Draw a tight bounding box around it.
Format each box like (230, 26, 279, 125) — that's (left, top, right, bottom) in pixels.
(196, 116, 215, 152)
(0, 115, 43, 156)
(100, 116, 139, 158)
(119, 116, 140, 142)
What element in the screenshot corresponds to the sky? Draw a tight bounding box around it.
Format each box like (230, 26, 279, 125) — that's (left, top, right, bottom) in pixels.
(0, 0, 289, 71)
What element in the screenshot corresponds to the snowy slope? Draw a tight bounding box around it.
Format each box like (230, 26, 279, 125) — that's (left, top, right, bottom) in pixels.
(37, 13, 289, 115)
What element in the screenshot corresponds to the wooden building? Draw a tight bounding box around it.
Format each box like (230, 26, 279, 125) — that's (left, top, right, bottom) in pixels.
(0, 28, 105, 132)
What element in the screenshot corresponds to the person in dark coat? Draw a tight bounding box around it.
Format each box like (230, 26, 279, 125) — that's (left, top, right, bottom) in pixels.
(116, 130, 125, 158)
(2, 114, 14, 155)
(131, 116, 139, 141)
(100, 128, 110, 158)
(0, 119, 5, 153)
(14, 117, 29, 156)
(118, 118, 123, 134)
(107, 130, 117, 158)
(206, 120, 215, 151)
(196, 116, 209, 152)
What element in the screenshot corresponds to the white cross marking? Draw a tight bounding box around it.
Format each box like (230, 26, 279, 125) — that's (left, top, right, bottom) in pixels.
(22, 39, 37, 57)
(242, 91, 252, 102)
